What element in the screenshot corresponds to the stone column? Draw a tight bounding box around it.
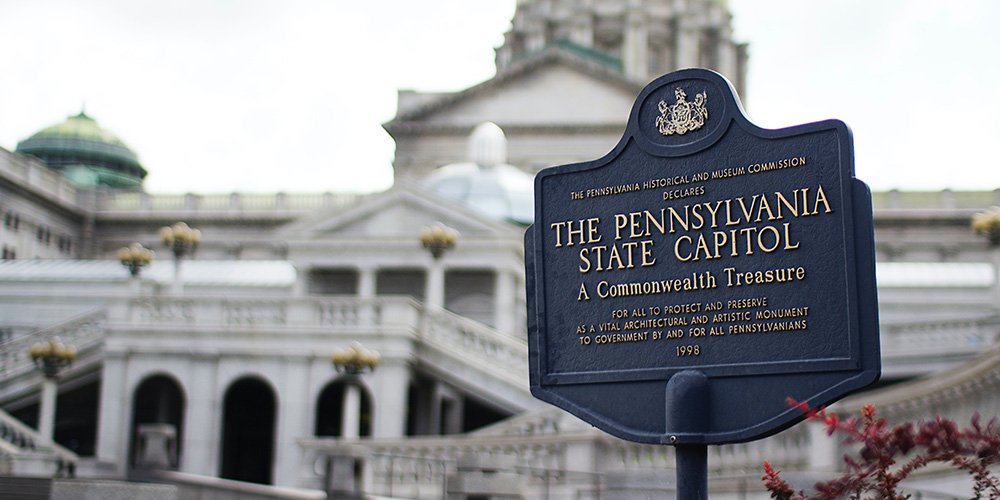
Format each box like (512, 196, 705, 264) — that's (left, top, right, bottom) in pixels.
(38, 378, 57, 446)
(96, 352, 129, 477)
(623, 9, 649, 82)
(274, 360, 310, 487)
(676, 21, 699, 69)
(182, 355, 219, 476)
(341, 382, 362, 440)
(358, 267, 376, 299)
(371, 361, 410, 438)
(717, 28, 737, 83)
(358, 267, 377, 324)
(570, 9, 594, 48)
(425, 261, 445, 311)
(807, 420, 839, 471)
(494, 269, 516, 335)
(526, 20, 547, 52)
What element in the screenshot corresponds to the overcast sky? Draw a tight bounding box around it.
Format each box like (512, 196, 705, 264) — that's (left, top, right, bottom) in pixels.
(1, 1, 998, 194)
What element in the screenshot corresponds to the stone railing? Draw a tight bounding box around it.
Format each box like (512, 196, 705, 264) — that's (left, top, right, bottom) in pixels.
(127, 295, 523, 379)
(95, 191, 365, 214)
(299, 434, 573, 499)
(608, 424, 810, 474)
(149, 470, 324, 500)
(0, 149, 82, 210)
(879, 317, 1000, 357)
(420, 308, 529, 388)
(0, 407, 78, 477)
(129, 296, 407, 331)
(871, 189, 1000, 211)
(298, 422, 810, 500)
(0, 310, 106, 378)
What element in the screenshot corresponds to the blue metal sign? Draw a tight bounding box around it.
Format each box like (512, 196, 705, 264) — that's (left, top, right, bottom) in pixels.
(525, 69, 880, 445)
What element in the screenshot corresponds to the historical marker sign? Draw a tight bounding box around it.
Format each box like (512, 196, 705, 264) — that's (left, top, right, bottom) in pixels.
(525, 69, 880, 445)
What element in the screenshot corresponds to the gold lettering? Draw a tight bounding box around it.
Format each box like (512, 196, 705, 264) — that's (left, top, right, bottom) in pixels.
(629, 212, 643, 238)
(737, 195, 758, 223)
(645, 209, 666, 236)
(713, 231, 727, 258)
(621, 241, 638, 268)
(725, 199, 740, 226)
(814, 185, 833, 214)
(550, 221, 566, 247)
(675, 236, 693, 262)
(783, 222, 800, 250)
(567, 220, 585, 245)
(757, 225, 780, 252)
(607, 244, 625, 269)
(586, 217, 601, 243)
(704, 201, 723, 228)
(668, 206, 689, 233)
(756, 194, 776, 221)
(775, 190, 798, 219)
(641, 240, 656, 267)
(614, 214, 628, 240)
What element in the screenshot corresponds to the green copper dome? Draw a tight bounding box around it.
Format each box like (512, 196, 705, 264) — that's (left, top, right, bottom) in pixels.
(16, 112, 147, 189)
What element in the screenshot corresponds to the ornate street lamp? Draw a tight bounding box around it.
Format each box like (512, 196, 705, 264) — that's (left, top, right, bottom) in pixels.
(331, 342, 381, 376)
(29, 337, 76, 445)
(973, 207, 1000, 246)
(118, 243, 155, 277)
(331, 342, 380, 440)
(30, 337, 76, 378)
(419, 223, 459, 259)
(160, 222, 200, 293)
(159, 221, 201, 259)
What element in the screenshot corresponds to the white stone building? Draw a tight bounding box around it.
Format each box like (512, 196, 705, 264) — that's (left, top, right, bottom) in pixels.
(1, 1, 999, 499)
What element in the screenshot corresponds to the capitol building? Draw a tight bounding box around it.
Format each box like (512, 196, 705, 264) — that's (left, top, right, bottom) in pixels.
(2, 1, 1000, 499)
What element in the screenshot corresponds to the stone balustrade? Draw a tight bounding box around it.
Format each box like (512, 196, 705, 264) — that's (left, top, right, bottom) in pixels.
(0, 149, 82, 210)
(297, 421, 810, 500)
(880, 317, 1000, 356)
(0, 310, 106, 379)
(0, 407, 78, 476)
(94, 191, 365, 215)
(421, 308, 529, 388)
(871, 189, 1000, 211)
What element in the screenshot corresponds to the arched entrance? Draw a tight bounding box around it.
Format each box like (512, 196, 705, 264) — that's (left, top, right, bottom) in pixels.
(220, 377, 276, 485)
(131, 375, 185, 469)
(315, 379, 373, 438)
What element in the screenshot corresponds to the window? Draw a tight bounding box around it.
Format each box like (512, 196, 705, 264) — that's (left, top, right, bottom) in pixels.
(3, 212, 18, 231)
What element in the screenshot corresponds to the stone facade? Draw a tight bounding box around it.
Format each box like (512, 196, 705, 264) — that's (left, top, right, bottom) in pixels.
(2, 1, 1000, 499)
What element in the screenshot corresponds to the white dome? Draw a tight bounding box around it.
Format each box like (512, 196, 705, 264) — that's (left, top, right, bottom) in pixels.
(423, 123, 534, 225)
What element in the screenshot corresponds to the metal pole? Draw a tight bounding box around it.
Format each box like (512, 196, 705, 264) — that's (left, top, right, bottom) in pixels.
(675, 445, 707, 500)
(665, 370, 709, 500)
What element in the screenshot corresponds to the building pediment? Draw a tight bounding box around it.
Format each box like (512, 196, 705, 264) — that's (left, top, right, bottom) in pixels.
(279, 183, 523, 242)
(385, 45, 644, 134)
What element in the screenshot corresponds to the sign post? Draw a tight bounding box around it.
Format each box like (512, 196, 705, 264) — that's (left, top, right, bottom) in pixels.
(525, 69, 880, 497)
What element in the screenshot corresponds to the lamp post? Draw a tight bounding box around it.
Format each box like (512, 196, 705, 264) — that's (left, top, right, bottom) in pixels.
(29, 337, 76, 445)
(973, 207, 1000, 247)
(159, 222, 200, 294)
(118, 243, 154, 293)
(419, 223, 459, 259)
(331, 342, 380, 439)
(419, 223, 459, 310)
(973, 207, 1000, 305)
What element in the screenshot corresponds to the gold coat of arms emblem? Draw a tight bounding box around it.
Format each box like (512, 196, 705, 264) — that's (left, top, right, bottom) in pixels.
(655, 87, 708, 135)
